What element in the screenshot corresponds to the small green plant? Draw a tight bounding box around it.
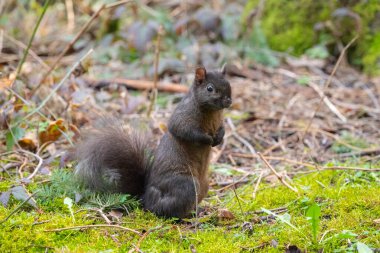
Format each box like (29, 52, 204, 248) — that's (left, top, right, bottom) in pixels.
(306, 203, 321, 245)
(356, 242, 373, 253)
(64, 197, 75, 223)
(332, 131, 370, 154)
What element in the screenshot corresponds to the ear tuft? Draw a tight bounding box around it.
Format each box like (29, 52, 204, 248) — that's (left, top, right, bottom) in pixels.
(221, 63, 227, 76)
(195, 66, 206, 84)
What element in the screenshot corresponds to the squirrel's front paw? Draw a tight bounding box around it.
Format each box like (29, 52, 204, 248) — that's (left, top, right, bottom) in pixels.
(212, 126, 225, 147)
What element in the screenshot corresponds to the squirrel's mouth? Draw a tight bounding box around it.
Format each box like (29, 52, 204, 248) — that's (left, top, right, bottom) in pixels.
(222, 97, 232, 108)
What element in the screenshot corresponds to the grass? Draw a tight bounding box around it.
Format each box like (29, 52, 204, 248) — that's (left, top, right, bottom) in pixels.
(0, 163, 379, 252)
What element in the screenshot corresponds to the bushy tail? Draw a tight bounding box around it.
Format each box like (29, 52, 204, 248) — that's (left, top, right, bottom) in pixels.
(74, 117, 151, 197)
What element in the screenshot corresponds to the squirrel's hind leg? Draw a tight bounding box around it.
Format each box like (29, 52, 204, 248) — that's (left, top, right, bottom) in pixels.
(142, 175, 199, 218)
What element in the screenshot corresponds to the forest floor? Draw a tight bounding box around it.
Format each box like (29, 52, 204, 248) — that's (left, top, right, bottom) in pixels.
(1, 1, 380, 252)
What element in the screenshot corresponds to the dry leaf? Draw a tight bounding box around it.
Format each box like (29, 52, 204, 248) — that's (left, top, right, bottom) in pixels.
(218, 208, 235, 220)
(108, 210, 123, 221)
(158, 122, 168, 133)
(0, 77, 12, 91)
(38, 119, 66, 145)
(373, 218, 380, 225)
(18, 138, 37, 152)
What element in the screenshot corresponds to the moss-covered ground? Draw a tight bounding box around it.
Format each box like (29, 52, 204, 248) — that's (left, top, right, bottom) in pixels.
(1, 160, 379, 252)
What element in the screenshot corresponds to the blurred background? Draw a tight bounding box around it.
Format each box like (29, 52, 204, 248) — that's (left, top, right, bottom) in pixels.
(0, 0, 379, 168)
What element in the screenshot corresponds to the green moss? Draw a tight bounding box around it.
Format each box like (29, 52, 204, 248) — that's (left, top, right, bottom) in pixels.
(1, 165, 379, 252)
(244, 0, 380, 74)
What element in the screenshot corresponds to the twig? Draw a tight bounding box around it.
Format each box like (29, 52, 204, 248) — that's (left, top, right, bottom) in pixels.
(147, 25, 164, 117)
(294, 166, 380, 174)
(252, 171, 264, 199)
(44, 224, 141, 235)
(11, 0, 52, 87)
(231, 178, 244, 217)
(276, 69, 346, 123)
(0, 191, 38, 224)
(301, 36, 358, 142)
(105, 0, 133, 9)
(257, 152, 298, 193)
(308, 81, 346, 122)
(17, 149, 43, 180)
(89, 78, 189, 93)
(129, 225, 164, 253)
(230, 153, 317, 168)
(226, 118, 256, 155)
(18, 157, 28, 178)
(215, 174, 251, 192)
(65, 0, 75, 32)
(88, 208, 111, 224)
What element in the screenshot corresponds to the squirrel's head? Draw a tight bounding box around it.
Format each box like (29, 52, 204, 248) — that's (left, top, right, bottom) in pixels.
(192, 65, 232, 110)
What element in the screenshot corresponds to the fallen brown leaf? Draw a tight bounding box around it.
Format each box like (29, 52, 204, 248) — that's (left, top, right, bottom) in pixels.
(218, 208, 235, 220)
(38, 119, 66, 145)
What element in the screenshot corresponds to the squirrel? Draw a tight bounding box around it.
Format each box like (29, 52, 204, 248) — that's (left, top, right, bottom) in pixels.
(74, 66, 232, 218)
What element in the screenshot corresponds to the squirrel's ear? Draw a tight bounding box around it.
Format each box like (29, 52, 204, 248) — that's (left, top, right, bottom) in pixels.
(195, 66, 206, 84)
(221, 63, 227, 76)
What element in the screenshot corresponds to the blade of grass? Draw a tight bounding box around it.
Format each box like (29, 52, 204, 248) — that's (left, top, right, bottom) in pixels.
(11, 0, 52, 87)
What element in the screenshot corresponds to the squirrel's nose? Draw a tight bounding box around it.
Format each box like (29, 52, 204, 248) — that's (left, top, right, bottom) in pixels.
(223, 97, 232, 108)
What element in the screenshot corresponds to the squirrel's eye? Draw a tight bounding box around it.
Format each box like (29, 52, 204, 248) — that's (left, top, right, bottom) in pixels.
(206, 85, 213, 92)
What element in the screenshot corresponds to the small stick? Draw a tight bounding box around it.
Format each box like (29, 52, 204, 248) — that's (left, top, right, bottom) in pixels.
(301, 36, 358, 142)
(147, 25, 164, 117)
(16, 149, 44, 180)
(44, 224, 141, 235)
(65, 0, 75, 32)
(231, 178, 244, 217)
(90, 78, 189, 93)
(294, 166, 380, 174)
(88, 208, 112, 224)
(252, 171, 264, 199)
(226, 118, 256, 155)
(18, 157, 28, 178)
(129, 225, 164, 253)
(105, 0, 133, 9)
(308, 81, 346, 123)
(257, 152, 298, 193)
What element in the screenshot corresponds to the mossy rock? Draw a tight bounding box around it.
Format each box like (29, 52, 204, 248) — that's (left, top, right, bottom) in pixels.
(244, 0, 380, 75)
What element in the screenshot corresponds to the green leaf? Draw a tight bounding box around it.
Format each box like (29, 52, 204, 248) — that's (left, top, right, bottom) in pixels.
(297, 76, 310, 86)
(357, 242, 373, 253)
(306, 45, 329, 59)
(261, 208, 300, 232)
(64, 197, 75, 223)
(6, 127, 26, 150)
(306, 203, 321, 243)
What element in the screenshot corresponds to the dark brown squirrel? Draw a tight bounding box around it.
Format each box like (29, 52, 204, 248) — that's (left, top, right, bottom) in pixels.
(75, 66, 232, 218)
